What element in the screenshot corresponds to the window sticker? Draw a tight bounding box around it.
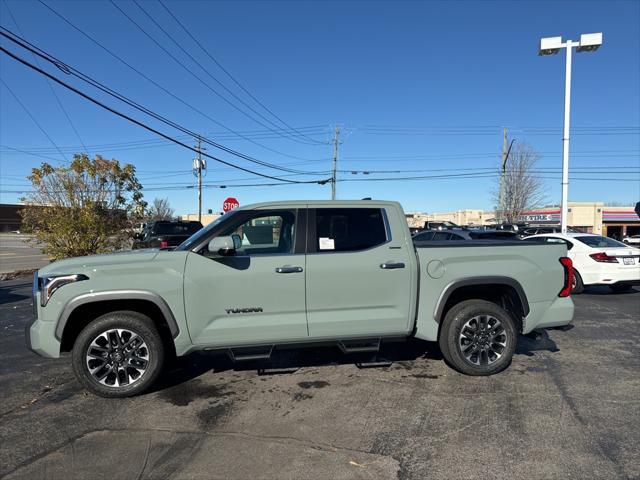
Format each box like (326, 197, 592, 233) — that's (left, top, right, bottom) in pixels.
(319, 237, 335, 250)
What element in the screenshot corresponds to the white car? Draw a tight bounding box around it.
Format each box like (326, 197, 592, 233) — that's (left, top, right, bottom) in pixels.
(523, 233, 640, 293)
(623, 235, 640, 246)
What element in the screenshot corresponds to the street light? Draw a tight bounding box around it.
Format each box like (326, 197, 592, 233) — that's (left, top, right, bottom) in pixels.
(539, 32, 603, 234)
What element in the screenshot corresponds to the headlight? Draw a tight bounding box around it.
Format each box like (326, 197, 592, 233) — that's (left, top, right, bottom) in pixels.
(39, 274, 89, 307)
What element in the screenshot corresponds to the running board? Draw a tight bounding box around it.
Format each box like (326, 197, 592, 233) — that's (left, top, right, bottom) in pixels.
(228, 345, 274, 362)
(338, 338, 381, 354)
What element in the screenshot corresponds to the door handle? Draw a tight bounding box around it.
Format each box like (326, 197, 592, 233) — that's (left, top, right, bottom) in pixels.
(380, 262, 405, 270)
(275, 266, 303, 273)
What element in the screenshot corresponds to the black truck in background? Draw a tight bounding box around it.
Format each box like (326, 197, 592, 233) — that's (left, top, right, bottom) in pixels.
(132, 220, 203, 249)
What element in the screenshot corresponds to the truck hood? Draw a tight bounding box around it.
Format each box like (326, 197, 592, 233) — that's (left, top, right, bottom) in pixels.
(37, 249, 160, 276)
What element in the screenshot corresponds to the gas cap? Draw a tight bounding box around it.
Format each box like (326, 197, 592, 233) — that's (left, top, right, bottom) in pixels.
(427, 259, 445, 279)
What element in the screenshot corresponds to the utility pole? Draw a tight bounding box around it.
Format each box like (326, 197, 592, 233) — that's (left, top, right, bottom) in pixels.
(498, 129, 515, 224)
(498, 128, 507, 224)
(193, 137, 206, 223)
(331, 125, 340, 200)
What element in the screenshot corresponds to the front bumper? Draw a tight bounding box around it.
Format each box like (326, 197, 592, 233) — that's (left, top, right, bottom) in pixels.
(25, 315, 61, 358)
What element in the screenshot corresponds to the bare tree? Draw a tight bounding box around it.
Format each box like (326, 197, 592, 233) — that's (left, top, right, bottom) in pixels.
(494, 142, 546, 224)
(147, 197, 175, 221)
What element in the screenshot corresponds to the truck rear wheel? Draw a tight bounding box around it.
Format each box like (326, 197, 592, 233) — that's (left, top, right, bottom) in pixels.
(439, 300, 517, 376)
(71, 311, 165, 398)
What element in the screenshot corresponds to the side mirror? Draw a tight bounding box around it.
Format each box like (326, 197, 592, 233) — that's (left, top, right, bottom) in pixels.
(208, 236, 236, 256)
(133, 233, 142, 240)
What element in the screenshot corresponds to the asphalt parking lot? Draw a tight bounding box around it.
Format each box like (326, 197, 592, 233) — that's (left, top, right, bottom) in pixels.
(1, 278, 638, 480)
(0, 235, 49, 275)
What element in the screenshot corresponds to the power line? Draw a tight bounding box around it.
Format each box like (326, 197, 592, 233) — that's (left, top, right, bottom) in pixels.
(111, 0, 317, 146)
(0, 27, 328, 176)
(3, 2, 89, 154)
(157, 0, 323, 146)
(0, 78, 69, 164)
(35, 0, 323, 162)
(0, 44, 331, 185)
(3, 172, 637, 196)
(133, 0, 322, 146)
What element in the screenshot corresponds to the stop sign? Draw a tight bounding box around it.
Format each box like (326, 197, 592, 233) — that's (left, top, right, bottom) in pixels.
(222, 197, 239, 213)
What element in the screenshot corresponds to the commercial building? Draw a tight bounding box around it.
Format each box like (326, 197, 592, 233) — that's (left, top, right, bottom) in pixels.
(407, 202, 639, 239)
(179, 213, 222, 226)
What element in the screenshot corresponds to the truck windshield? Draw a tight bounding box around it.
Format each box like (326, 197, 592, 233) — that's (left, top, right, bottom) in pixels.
(176, 211, 239, 251)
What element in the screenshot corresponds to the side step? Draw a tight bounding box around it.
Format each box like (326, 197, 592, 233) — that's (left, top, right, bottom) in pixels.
(228, 345, 274, 362)
(338, 338, 381, 354)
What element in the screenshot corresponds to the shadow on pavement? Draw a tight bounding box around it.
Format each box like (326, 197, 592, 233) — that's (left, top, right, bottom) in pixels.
(0, 280, 31, 305)
(581, 285, 639, 296)
(152, 339, 442, 393)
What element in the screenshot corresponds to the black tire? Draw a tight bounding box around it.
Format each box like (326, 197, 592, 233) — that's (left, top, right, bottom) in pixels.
(609, 284, 632, 293)
(439, 299, 517, 376)
(72, 311, 164, 398)
(571, 270, 584, 294)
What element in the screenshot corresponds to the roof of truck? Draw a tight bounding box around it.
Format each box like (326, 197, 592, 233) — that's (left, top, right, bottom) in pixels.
(237, 199, 402, 210)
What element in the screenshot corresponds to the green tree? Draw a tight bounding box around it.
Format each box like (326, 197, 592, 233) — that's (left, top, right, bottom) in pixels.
(21, 154, 146, 260)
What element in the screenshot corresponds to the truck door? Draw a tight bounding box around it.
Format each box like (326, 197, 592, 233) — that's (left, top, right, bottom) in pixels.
(305, 207, 414, 337)
(183, 209, 308, 346)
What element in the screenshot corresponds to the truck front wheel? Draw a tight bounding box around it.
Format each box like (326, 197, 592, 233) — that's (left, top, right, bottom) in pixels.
(439, 300, 517, 376)
(71, 311, 165, 397)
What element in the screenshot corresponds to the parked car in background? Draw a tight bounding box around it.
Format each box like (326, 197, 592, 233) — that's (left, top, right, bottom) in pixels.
(422, 221, 459, 231)
(523, 233, 640, 293)
(520, 227, 584, 237)
(133, 220, 203, 249)
(622, 235, 640, 246)
(413, 228, 518, 241)
(479, 223, 528, 233)
(521, 227, 563, 236)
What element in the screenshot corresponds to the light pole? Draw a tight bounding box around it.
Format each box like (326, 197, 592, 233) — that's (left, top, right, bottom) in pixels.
(539, 32, 602, 234)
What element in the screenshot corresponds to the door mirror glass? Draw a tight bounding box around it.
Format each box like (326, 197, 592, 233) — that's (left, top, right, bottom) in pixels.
(208, 236, 236, 256)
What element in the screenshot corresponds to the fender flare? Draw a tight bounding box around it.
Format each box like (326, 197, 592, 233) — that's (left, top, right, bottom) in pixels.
(55, 290, 180, 340)
(433, 276, 530, 322)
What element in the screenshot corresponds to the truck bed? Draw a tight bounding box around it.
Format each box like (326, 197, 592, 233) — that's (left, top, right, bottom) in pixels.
(412, 241, 572, 341)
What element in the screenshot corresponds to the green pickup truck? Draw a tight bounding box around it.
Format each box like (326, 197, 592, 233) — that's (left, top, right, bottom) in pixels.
(26, 200, 574, 397)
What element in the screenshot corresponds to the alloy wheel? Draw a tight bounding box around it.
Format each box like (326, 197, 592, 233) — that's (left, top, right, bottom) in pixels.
(458, 315, 507, 366)
(85, 328, 149, 388)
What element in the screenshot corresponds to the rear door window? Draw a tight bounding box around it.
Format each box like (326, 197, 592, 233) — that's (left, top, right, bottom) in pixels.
(313, 208, 387, 252)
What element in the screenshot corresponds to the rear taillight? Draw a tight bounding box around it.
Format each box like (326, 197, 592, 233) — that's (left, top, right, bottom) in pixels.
(559, 257, 573, 297)
(159, 240, 169, 249)
(589, 252, 618, 263)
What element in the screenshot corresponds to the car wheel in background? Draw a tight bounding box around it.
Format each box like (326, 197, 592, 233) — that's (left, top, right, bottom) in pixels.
(439, 299, 517, 376)
(572, 270, 585, 294)
(72, 311, 165, 398)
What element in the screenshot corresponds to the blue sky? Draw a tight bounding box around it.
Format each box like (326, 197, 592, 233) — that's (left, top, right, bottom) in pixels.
(1, 0, 639, 215)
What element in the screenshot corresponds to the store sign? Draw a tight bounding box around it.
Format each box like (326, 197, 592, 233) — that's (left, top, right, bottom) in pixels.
(518, 214, 554, 222)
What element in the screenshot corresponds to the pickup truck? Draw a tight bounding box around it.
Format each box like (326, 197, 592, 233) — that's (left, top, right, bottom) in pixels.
(26, 200, 574, 397)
